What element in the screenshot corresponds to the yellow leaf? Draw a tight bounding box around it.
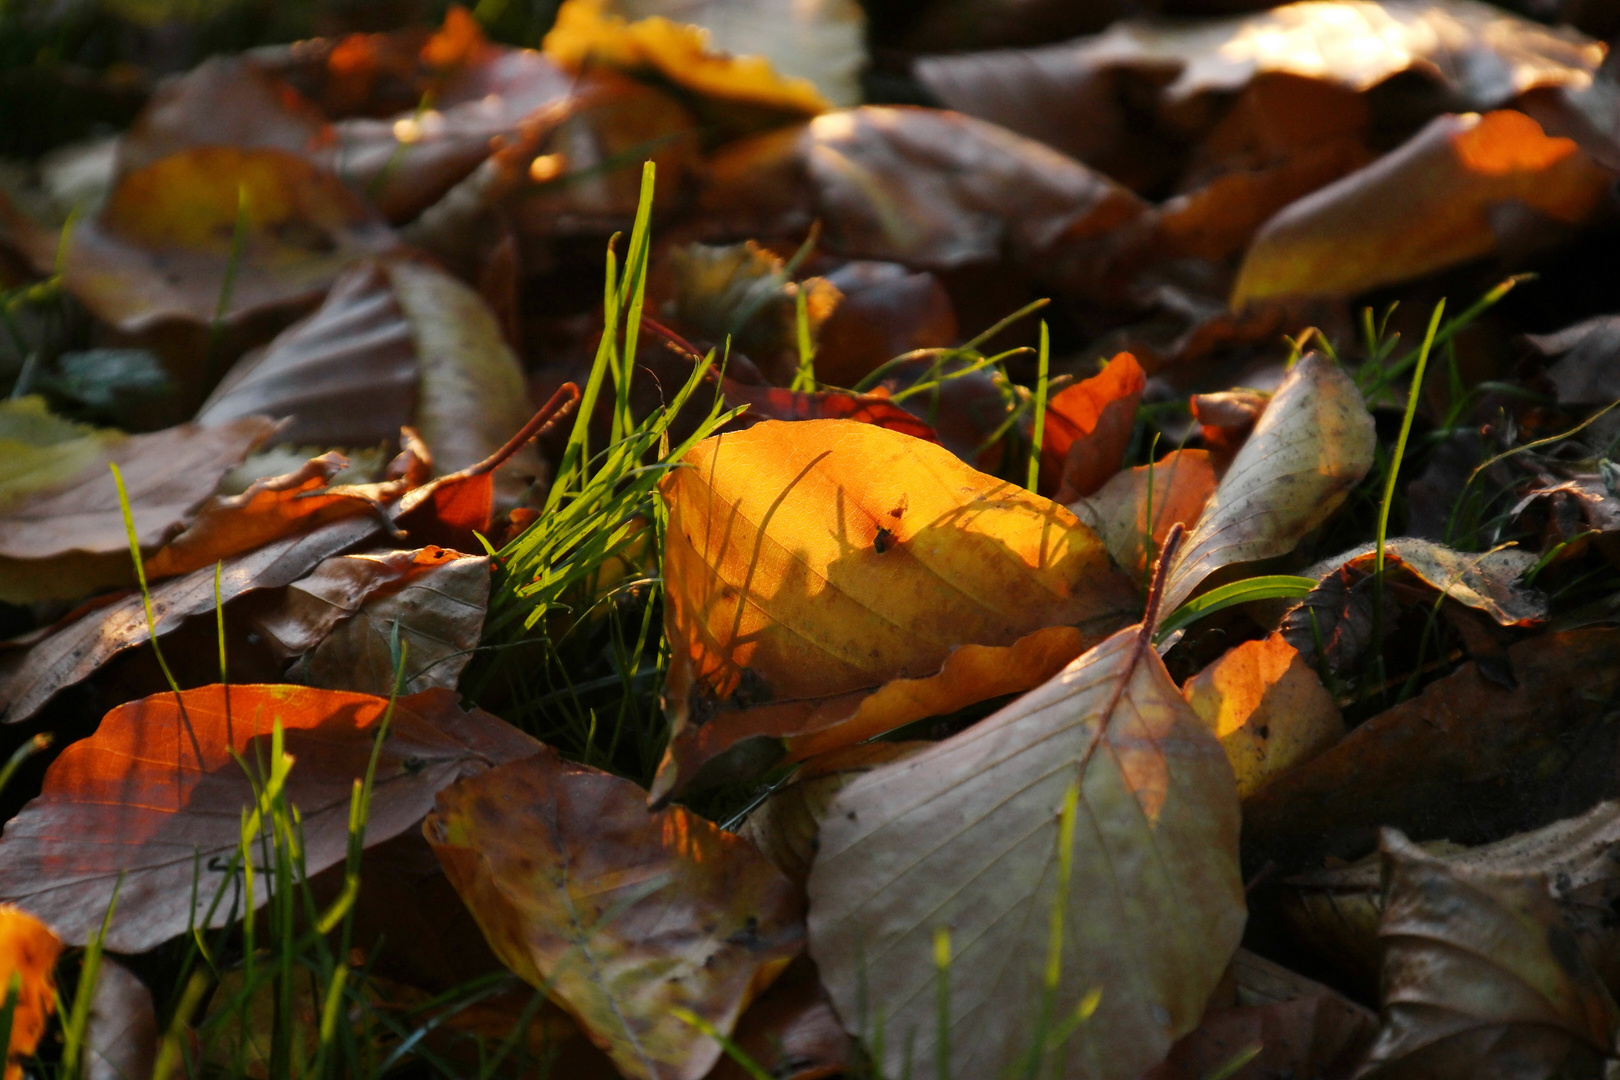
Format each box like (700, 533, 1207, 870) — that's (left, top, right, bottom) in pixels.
(655, 418, 1135, 801)
(0, 905, 62, 1080)
(1183, 633, 1344, 797)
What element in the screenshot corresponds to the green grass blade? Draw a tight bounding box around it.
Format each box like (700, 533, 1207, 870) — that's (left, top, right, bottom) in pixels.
(1155, 576, 1318, 643)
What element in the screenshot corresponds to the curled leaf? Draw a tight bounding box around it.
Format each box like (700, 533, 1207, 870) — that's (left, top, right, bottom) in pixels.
(1070, 449, 1217, 581)
(1042, 351, 1145, 502)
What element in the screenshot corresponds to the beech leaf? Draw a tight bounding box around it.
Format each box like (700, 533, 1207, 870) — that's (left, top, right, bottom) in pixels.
(655, 418, 1135, 801)
(808, 619, 1245, 1080)
(0, 683, 537, 950)
(1160, 353, 1375, 614)
(1042, 351, 1145, 502)
(424, 746, 805, 1080)
(0, 906, 62, 1080)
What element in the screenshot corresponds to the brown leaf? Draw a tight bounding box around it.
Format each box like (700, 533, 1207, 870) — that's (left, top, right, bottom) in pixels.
(1528, 314, 1620, 406)
(424, 746, 804, 1080)
(1232, 110, 1612, 305)
(0, 906, 62, 1080)
(808, 621, 1245, 1080)
(1357, 828, 1620, 1078)
(739, 742, 929, 884)
(84, 957, 157, 1080)
(1184, 632, 1344, 798)
(711, 955, 850, 1080)
(812, 262, 958, 391)
(0, 683, 537, 950)
(0, 513, 380, 724)
(698, 106, 1146, 274)
(1243, 627, 1620, 870)
(1142, 952, 1376, 1080)
(0, 399, 276, 604)
(541, 0, 865, 113)
(196, 262, 418, 449)
(1161, 353, 1376, 614)
(654, 418, 1135, 800)
(1043, 351, 1146, 501)
(289, 550, 490, 695)
(54, 146, 401, 332)
(1071, 448, 1218, 581)
(724, 383, 941, 445)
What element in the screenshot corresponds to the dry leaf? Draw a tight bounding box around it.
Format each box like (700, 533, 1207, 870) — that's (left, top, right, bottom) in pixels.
(51, 146, 400, 332)
(542, 0, 865, 113)
(0, 515, 382, 725)
(724, 384, 941, 445)
(0, 683, 537, 950)
(1043, 351, 1146, 502)
(812, 261, 958, 390)
(424, 746, 804, 1080)
(84, 957, 157, 1080)
(713, 955, 850, 1080)
(699, 106, 1146, 274)
(1243, 627, 1620, 870)
(1528, 314, 1620, 406)
(740, 742, 928, 884)
(808, 620, 1245, 1080)
(1070, 449, 1218, 581)
(0, 906, 61, 1080)
(289, 550, 489, 695)
(0, 398, 275, 604)
(917, 0, 1605, 169)
(1160, 353, 1376, 613)
(655, 418, 1135, 800)
(1232, 110, 1612, 305)
(1357, 829, 1620, 1078)
(1183, 632, 1344, 798)
(196, 262, 418, 449)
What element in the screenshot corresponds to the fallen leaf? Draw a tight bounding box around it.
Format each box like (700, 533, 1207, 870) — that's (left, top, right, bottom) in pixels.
(0, 398, 276, 604)
(1042, 351, 1146, 501)
(808, 618, 1245, 1080)
(1160, 353, 1376, 614)
(0, 683, 537, 950)
(0, 906, 61, 1080)
(1142, 953, 1376, 1080)
(53, 146, 401, 332)
(1243, 627, 1620, 870)
(84, 957, 157, 1080)
(542, 0, 866, 113)
(1356, 828, 1620, 1078)
(665, 241, 841, 385)
(655, 418, 1135, 800)
(917, 0, 1605, 171)
(698, 107, 1147, 275)
(812, 261, 958, 390)
(1528, 313, 1620, 406)
(740, 742, 928, 884)
(712, 955, 850, 1080)
(1070, 449, 1218, 581)
(724, 383, 941, 445)
(1183, 632, 1344, 798)
(1232, 110, 1612, 305)
(424, 745, 804, 1080)
(1190, 389, 1270, 467)
(0, 512, 380, 724)
(195, 262, 418, 450)
(288, 550, 490, 695)
(140, 451, 399, 582)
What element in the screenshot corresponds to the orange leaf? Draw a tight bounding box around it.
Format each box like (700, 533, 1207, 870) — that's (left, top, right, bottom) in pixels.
(1183, 633, 1344, 798)
(1071, 448, 1217, 580)
(424, 746, 804, 1080)
(1040, 351, 1145, 501)
(0, 684, 537, 950)
(1232, 110, 1612, 305)
(0, 906, 61, 1080)
(655, 419, 1134, 801)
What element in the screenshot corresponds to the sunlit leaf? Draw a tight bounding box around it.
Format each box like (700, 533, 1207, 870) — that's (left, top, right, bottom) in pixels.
(655, 418, 1136, 800)
(0, 683, 537, 950)
(1071, 449, 1218, 582)
(425, 746, 804, 1080)
(1041, 351, 1145, 502)
(1159, 353, 1375, 614)
(0, 906, 61, 1080)
(808, 621, 1245, 1080)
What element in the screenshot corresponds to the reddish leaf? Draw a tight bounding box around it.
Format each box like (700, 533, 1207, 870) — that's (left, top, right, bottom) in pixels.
(0, 683, 537, 950)
(1041, 351, 1145, 501)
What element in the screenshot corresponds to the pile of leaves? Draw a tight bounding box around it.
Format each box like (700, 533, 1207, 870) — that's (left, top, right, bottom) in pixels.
(2, 0, 1620, 1076)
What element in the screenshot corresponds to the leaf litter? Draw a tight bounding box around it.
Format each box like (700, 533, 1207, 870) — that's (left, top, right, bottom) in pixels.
(2, 0, 1620, 1076)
